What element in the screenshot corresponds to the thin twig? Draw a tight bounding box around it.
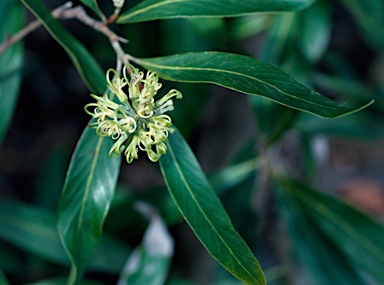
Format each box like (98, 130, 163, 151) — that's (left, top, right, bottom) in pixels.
(0, 20, 39, 54)
(0, 1, 129, 66)
(58, 6, 128, 44)
(0, 2, 73, 54)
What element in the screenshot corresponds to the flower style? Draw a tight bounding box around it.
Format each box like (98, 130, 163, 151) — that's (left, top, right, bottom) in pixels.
(85, 64, 182, 163)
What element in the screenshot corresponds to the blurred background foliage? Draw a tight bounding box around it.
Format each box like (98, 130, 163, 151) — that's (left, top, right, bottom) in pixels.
(1, 0, 384, 284)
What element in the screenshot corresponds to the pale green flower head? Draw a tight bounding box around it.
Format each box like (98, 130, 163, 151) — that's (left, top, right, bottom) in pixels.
(85, 64, 182, 163)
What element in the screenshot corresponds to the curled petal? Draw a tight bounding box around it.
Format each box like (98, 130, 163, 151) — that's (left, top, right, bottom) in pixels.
(119, 117, 137, 133)
(137, 103, 154, 118)
(85, 64, 182, 164)
(96, 120, 121, 138)
(109, 133, 128, 157)
(149, 115, 172, 131)
(156, 142, 167, 155)
(146, 149, 160, 162)
(132, 96, 155, 118)
(138, 130, 155, 151)
(124, 135, 139, 163)
(155, 89, 182, 108)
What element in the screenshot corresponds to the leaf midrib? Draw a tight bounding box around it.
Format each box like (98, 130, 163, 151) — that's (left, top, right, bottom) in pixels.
(137, 59, 340, 111)
(119, 0, 309, 22)
(166, 140, 258, 284)
(299, 193, 384, 263)
(77, 136, 104, 233)
(120, 0, 185, 21)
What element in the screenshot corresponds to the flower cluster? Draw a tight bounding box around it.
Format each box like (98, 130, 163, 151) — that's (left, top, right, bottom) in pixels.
(85, 64, 182, 163)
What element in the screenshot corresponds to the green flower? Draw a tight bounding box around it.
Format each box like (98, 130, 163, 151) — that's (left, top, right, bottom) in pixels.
(85, 64, 182, 163)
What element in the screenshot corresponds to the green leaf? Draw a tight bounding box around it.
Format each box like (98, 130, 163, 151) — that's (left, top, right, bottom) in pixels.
(133, 52, 372, 118)
(57, 123, 121, 282)
(0, 199, 130, 274)
(118, 203, 174, 285)
(278, 178, 384, 284)
(117, 0, 316, 23)
(0, 199, 70, 265)
(80, 0, 105, 20)
(259, 14, 296, 65)
(120, 156, 261, 228)
(228, 15, 268, 40)
(0, 0, 24, 145)
(250, 96, 299, 145)
(89, 233, 132, 274)
(21, 0, 106, 94)
(339, 0, 384, 50)
(276, 183, 365, 285)
(311, 73, 384, 112)
(296, 111, 384, 139)
(209, 158, 261, 196)
(159, 127, 266, 285)
(298, 0, 331, 62)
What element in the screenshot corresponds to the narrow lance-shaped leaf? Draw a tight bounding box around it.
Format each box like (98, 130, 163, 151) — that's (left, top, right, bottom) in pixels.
(298, 0, 331, 62)
(57, 122, 121, 283)
(118, 202, 174, 285)
(133, 52, 372, 118)
(0, 199, 130, 274)
(0, 0, 24, 145)
(339, 0, 384, 50)
(117, 0, 316, 24)
(278, 178, 384, 284)
(160, 127, 266, 285)
(0, 199, 70, 266)
(276, 184, 365, 285)
(21, 0, 106, 94)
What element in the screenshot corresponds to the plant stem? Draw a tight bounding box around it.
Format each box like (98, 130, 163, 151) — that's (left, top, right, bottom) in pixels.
(0, 1, 129, 67)
(0, 2, 71, 54)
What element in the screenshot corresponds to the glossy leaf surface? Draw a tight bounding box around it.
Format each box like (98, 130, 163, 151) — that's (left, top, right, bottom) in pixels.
(118, 0, 315, 23)
(118, 203, 174, 285)
(21, 0, 106, 94)
(0, 199, 130, 273)
(278, 178, 384, 284)
(160, 127, 266, 285)
(134, 52, 371, 118)
(276, 184, 364, 285)
(0, 0, 23, 145)
(57, 123, 121, 281)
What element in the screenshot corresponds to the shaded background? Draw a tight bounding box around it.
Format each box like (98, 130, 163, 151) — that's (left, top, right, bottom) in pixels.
(1, 0, 384, 284)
